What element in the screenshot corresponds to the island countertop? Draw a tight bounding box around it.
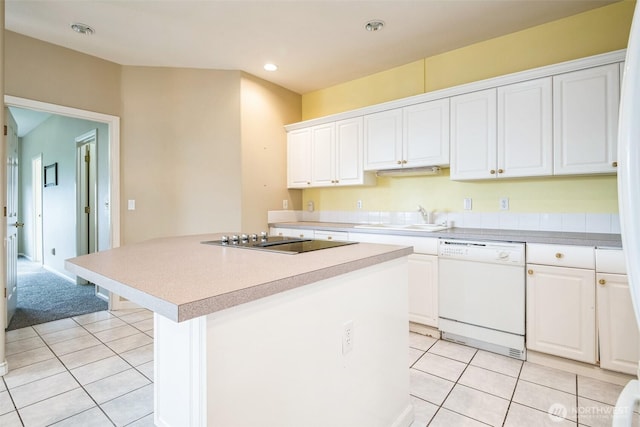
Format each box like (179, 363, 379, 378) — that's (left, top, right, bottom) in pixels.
(65, 233, 412, 322)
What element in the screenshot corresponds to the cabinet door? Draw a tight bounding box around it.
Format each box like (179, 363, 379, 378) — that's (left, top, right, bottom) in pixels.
(497, 78, 552, 178)
(310, 123, 335, 187)
(597, 273, 640, 375)
(553, 64, 620, 175)
(450, 88, 497, 180)
(408, 254, 438, 327)
(364, 109, 403, 170)
(526, 264, 596, 363)
(287, 128, 312, 188)
(403, 99, 450, 167)
(335, 117, 364, 186)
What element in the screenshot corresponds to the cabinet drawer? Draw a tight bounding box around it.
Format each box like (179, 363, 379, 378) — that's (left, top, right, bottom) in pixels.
(270, 227, 314, 239)
(348, 233, 437, 255)
(314, 231, 349, 241)
(596, 249, 627, 274)
(526, 243, 594, 269)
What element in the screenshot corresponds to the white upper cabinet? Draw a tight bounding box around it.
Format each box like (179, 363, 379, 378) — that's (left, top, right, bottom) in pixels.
(497, 77, 553, 178)
(289, 118, 371, 188)
(553, 64, 620, 175)
(364, 99, 450, 171)
(310, 123, 335, 187)
(334, 117, 368, 186)
(403, 99, 450, 167)
(287, 128, 312, 188)
(450, 88, 497, 180)
(364, 109, 403, 170)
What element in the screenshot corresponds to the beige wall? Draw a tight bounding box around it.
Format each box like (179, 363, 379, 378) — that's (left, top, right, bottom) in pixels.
(5, 32, 121, 116)
(240, 73, 301, 232)
(4, 31, 302, 244)
(121, 66, 243, 243)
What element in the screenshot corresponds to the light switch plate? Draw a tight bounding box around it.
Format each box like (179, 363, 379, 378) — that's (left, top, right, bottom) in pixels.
(463, 198, 472, 210)
(128, 200, 136, 211)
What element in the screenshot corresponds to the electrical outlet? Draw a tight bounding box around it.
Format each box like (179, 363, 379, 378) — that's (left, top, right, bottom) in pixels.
(499, 197, 510, 211)
(282, 199, 288, 209)
(463, 198, 472, 210)
(356, 200, 363, 209)
(342, 320, 354, 355)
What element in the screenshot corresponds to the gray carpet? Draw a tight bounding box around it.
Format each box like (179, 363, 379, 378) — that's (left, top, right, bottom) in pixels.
(6, 258, 108, 331)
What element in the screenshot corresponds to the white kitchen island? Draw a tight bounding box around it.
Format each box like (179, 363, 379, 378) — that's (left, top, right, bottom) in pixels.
(66, 233, 413, 427)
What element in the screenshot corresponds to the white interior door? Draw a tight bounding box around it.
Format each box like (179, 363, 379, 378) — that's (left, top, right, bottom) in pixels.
(76, 130, 98, 286)
(5, 109, 20, 325)
(32, 155, 43, 263)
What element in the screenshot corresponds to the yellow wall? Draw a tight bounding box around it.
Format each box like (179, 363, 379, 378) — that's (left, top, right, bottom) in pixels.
(300, 1, 634, 214)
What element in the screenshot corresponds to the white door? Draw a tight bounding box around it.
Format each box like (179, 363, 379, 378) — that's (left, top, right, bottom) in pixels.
(335, 117, 363, 186)
(497, 77, 553, 178)
(32, 155, 43, 263)
(450, 88, 497, 180)
(5, 109, 20, 325)
(403, 99, 450, 167)
(526, 264, 596, 363)
(310, 123, 335, 186)
(408, 254, 438, 327)
(287, 128, 312, 188)
(364, 109, 402, 170)
(553, 64, 620, 175)
(597, 272, 640, 374)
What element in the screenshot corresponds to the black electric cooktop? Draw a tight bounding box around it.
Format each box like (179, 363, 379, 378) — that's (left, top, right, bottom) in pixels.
(202, 235, 357, 255)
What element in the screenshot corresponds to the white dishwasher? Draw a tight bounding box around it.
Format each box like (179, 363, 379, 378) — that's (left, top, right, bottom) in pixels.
(438, 239, 526, 360)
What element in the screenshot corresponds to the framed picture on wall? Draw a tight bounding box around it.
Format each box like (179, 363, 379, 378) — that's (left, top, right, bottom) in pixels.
(44, 162, 58, 187)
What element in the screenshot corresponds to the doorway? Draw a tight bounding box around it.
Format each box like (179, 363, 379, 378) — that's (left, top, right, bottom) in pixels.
(3, 96, 122, 332)
(76, 130, 98, 286)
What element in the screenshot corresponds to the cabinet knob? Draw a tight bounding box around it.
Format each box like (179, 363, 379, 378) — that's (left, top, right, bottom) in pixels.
(612, 161, 618, 167)
(397, 160, 402, 165)
(555, 253, 563, 259)
(497, 168, 504, 174)
(335, 179, 339, 184)
(402, 160, 408, 164)
(327, 236, 333, 240)
(527, 269, 534, 275)
(599, 279, 606, 285)
(306, 182, 311, 185)
(490, 169, 496, 175)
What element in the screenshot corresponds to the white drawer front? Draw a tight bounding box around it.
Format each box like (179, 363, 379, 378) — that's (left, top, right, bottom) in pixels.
(348, 233, 437, 255)
(526, 243, 595, 269)
(596, 249, 627, 274)
(314, 231, 349, 241)
(270, 227, 314, 239)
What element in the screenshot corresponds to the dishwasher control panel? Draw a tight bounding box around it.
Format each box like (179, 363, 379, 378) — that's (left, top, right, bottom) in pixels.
(439, 239, 525, 265)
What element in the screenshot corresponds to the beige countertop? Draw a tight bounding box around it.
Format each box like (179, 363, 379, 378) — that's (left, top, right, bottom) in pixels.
(65, 233, 412, 323)
(271, 222, 623, 248)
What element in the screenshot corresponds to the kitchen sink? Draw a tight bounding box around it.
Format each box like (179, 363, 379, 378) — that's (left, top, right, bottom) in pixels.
(354, 224, 448, 232)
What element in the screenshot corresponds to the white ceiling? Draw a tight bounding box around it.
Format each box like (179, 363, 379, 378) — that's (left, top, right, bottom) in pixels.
(6, 0, 619, 95)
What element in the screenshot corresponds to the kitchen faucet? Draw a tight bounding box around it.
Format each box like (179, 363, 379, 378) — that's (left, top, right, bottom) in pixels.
(417, 205, 434, 224)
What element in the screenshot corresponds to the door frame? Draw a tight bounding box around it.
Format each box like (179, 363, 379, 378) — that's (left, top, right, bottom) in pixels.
(76, 130, 98, 285)
(4, 95, 121, 306)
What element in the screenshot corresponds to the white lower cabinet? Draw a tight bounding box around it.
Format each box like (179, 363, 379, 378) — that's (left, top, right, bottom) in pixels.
(349, 233, 438, 327)
(597, 272, 639, 374)
(526, 263, 596, 363)
(408, 253, 438, 327)
(596, 248, 639, 375)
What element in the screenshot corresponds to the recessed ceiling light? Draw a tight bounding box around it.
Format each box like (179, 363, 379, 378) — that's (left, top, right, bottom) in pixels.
(365, 20, 385, 32)
(70, 23, 95, 35)
(264, 63, 278, 72)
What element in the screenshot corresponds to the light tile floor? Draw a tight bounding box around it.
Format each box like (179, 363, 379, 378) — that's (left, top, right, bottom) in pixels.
(1, 313, 636, 427)
(409, 332, 639, 427)
(1, 308, 154, 427)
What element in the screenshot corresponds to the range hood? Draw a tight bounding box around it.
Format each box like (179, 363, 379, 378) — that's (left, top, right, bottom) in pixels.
(375, 166, 441, 177)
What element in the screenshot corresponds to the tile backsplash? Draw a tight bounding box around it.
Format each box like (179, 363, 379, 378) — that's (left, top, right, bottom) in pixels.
(268, 210, 620, 234)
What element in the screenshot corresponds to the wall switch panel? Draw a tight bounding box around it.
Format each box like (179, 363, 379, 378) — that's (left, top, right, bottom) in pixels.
(463, 198, 472, 210)
(127, 200, 136, 211)
(282, 199, 288, 209)
(342, 320, 354, 355)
